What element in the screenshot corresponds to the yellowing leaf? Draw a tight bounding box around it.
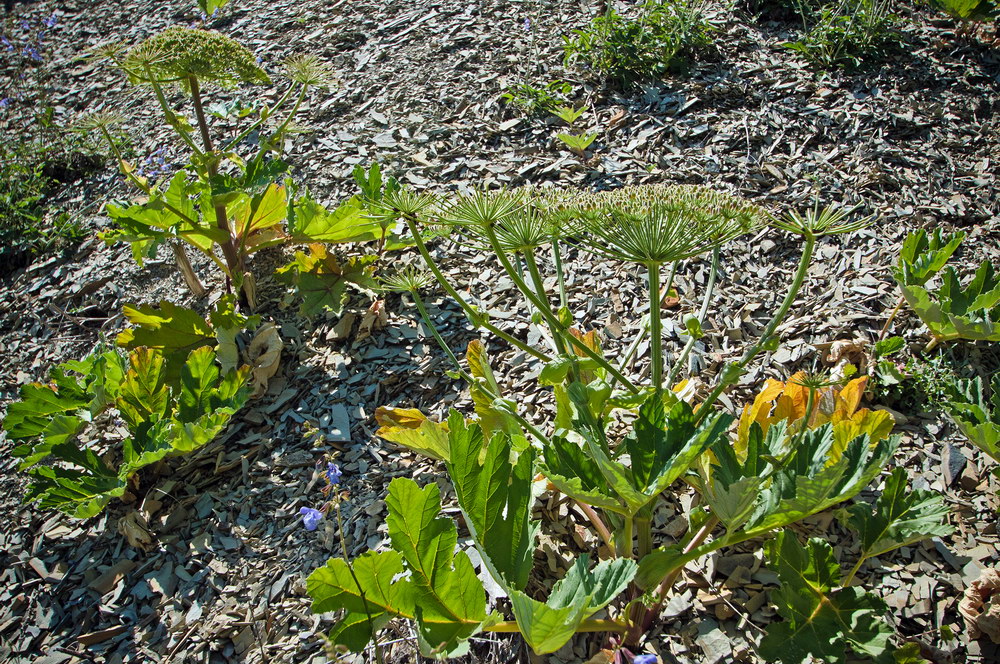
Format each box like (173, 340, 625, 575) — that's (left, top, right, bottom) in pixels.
(736, 378, 785, 458)
(376, 407, 451, 462)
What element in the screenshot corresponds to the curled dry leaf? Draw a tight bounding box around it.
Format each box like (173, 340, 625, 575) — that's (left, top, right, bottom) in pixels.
(583, 650, 614, 664)
(959, 567, 1000, 642)
(355, 298, 388, 344)
(821, 338, 870, 382)
(246, 322, 282, 398)
(117, 510, 155, 550)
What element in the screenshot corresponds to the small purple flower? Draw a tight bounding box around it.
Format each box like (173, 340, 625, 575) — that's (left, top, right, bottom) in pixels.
(326, 463, 342, 485)
(523, 17, 531, 32)
(633, 657, 658, 664)
(45, 14, 58, 28)
(2, 36, 14, 52)
(0, 98, 8, 108)
(255, 54, 264, 66)
(300, 507, 323, 531)
(19, 20, 29, 32)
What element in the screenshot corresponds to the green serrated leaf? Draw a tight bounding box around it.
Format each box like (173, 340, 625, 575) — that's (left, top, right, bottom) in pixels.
(117, 301, 216, 380)
(508, 555, 635, 655)
(276, 245, 377, 317)
(760, 530, 893, 664)
(288, 193, 376, 244)
(117, 347, 170, 428)
(845, 467, 953, 563)
(948, 374, 1000, 463)
(874, 336, 905, 357)
(446, 413, 539, 591)
(385, 479, 488, 657)
(307, 550, 412, 651)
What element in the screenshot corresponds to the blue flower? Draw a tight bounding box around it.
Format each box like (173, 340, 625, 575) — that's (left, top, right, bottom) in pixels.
(44, 14, 58, 28)
(2, 36, 13, 52)
(326, 462, 342, 485)
(19, 20, 29, 32)
(523, 17, 531, 32)
(0, 98, 8, 108)
(633, 656, 658, 664)
(300, 507, 323, 531)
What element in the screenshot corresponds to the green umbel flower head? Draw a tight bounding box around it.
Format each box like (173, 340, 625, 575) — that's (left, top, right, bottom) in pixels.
(570, 184, 767, 265)
(123, 27, 270, 89)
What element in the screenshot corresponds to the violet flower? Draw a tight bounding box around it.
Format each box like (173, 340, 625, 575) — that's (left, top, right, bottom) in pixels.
(300, 506, 323, 531)
(325, 462, 342, 485)
(633, 656, 658, 664)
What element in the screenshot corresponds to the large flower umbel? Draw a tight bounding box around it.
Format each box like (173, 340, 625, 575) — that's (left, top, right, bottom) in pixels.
(122, 27, 270, 88)
(571, 184, 766, 265)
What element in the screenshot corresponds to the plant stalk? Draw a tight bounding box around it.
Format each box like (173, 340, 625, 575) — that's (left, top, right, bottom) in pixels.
(551, 239, 568, 309)
(403, 215, 550, 362)
(189, 74, 246, 300)
(666, 247, 719, 385)
(625, 515, 721, 647)
(411, 289, 465, 374)
(480, 225, 639, 393)
(524, 249, 568, 356)
(648, 261, 663, 392)
(575, 500, 616, 557)
(695, 233, 816, 424)
(877, 294, 905, 341)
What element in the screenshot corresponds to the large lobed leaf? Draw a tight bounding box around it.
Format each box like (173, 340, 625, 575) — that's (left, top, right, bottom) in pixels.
(445, 413, 538, 591)
(508, 555, 636, 655)
(844, 467, 953, 564)
(760, 530, 893, 664)
(307, 478, 490, 658)
(6, 345, 249, 518)
(947, 374, 1000, 464)
(275, 244, 378, 317)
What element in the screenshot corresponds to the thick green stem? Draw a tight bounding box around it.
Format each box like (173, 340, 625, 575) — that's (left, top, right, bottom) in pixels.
(524, 249, 568, 356)
(625, 514, 721, 647)
(618, 515, 634, 559)
(576, 500, 616, 558)
(403, 216, 550, 362)
(648, 261, 663, 392)
(189, 74, 242, 291)
(143, 65, 202, 156)
(636, 515, 653, 560)
(481, 225, 639, 393)
(612, 261, 678, 388)
(666, 247, 719, 385)
(695, 234, 816, 424)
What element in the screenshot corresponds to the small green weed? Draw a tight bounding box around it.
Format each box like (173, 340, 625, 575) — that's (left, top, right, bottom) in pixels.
(563, 0, 712, 83)
(501, 79, 573, 115)
(783, 0, 899, 68)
